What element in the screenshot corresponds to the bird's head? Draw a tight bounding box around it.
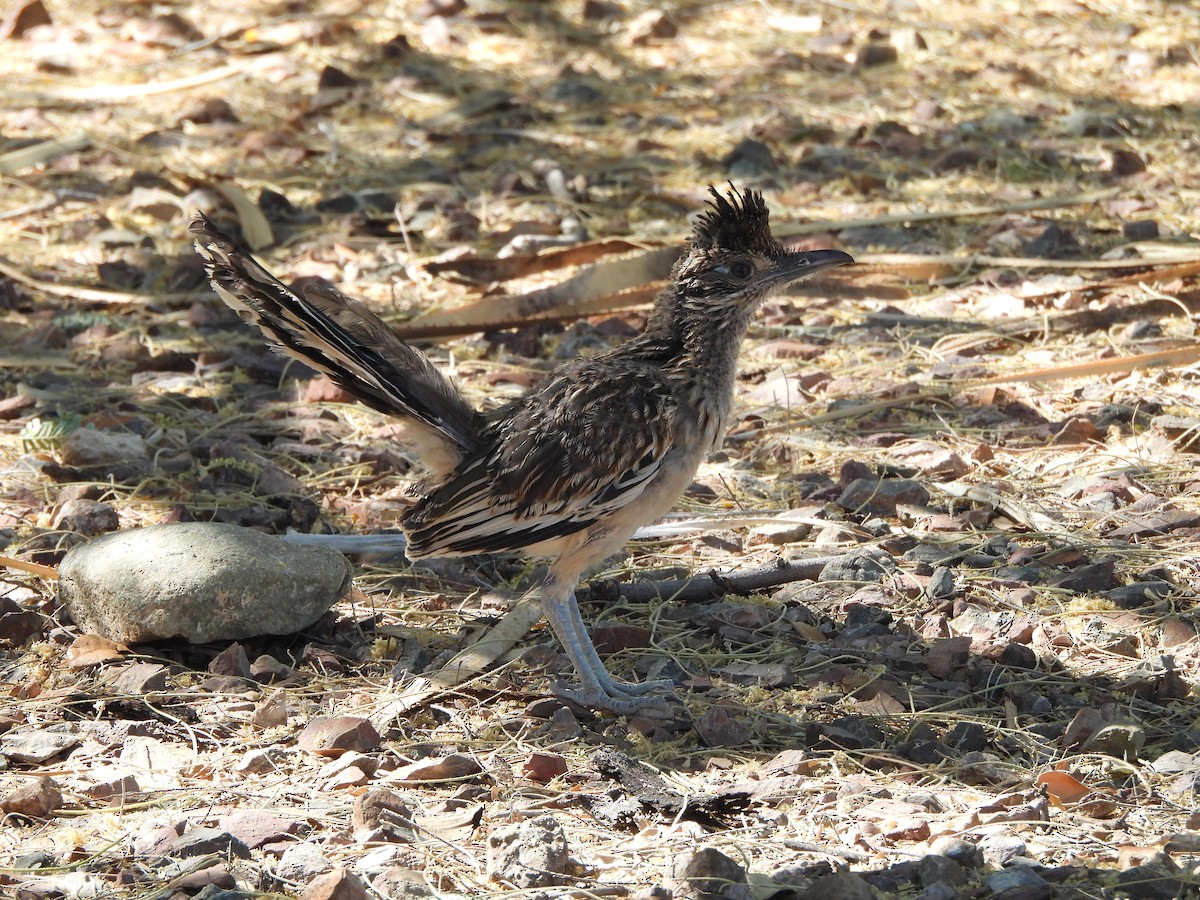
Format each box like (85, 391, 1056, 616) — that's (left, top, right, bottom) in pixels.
(672, 185, 853, 317)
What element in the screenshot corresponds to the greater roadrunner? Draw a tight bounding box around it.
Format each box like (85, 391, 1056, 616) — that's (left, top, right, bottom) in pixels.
(191, 186, 853, 713)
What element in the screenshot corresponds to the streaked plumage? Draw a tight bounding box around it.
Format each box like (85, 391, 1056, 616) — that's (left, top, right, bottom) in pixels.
(192, 186, 853, 712)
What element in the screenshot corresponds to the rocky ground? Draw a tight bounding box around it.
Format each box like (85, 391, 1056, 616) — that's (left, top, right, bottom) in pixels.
(1, 0, 1199, 897)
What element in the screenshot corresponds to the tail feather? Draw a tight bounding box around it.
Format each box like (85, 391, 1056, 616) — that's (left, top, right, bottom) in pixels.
(190, 214, 480, 474)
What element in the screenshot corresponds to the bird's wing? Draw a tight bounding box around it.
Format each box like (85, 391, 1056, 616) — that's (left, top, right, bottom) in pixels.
(191, 215, 480, 468)
(403, 360, 678, 557)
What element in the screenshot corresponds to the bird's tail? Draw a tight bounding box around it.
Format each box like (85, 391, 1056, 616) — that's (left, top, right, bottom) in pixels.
(191, 215, 480, 471)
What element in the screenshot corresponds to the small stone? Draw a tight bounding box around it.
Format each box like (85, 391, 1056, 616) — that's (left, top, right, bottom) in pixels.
(179, 97, 238, 125)
(209, 642, 253, 678)
(522, 751, 568, 783)
(590, 624, 652, 654)
(371, 866, 435, 899)
(1115, 859, 1188, 899)
(167, 863, 235, 892)
(926, 637, 971, 679)
(168, 826, 251, 860)
(722, 138, 775, 178)
(251, 653, 297, 684)
(818, 552, 896, 584)
(694, 706, 752, 748)
(986, 868, 1050, 896)
(306, 376, 357, 404)
(218, 810, 304, 849)
(297, 716, 381, 757)
(59, 428, 148, 473)
(917, 854, 966, 887)
(855, 43, 898, 67)
(80, 771, 140, 801)
(0, 727, 80, 763)
(836, 477, 929, 516)
(0, 597, 47, 646)
(53, 498, 119, 535)
(394, 753, 483, 782)
(582, 0, 623, 20)
(1111, 148, 1147, 177)
(1123, 220, 1159, 241)
(253, 689, 289, 728)
(104, 662, 169, 694)
(979, 832, 1027, 867)
(1023, 223, 1078, 258)
(235, 748, 286, 774)
(956, 751, 1008, 784)
(795, 871, 877, 900)
(353, 788, 411, 830)
(277, 842, 334, 880)
(302, 867, 370, 900)
(680, 847, 747, 899)
(929, 836, 983, 868)
(0, 777, 63, 818)
(487, 814, 571, 888)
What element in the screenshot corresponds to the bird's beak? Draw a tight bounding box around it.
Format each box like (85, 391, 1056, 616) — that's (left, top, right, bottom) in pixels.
(767, 248, 855, 288)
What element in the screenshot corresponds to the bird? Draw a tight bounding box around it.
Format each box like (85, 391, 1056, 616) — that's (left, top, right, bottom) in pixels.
(190, 186, 853, 713)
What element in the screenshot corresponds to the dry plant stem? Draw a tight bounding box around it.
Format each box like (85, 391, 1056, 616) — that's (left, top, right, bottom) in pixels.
(0, 555, 59, 579)
(2, 62, 248, 106)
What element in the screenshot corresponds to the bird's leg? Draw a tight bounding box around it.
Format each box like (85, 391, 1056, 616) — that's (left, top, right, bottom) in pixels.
(538, 582, 675, 713)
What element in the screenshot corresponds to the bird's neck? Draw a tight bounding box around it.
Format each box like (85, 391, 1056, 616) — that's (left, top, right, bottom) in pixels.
(641, 286, 756, 373)
(639, 286, 758, 446)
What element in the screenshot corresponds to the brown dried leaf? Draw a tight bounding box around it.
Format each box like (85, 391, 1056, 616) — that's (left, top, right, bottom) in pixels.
(65, 633, 128, 667)
(214, 183, 275, 251)
(1036, 769, 1090, 803)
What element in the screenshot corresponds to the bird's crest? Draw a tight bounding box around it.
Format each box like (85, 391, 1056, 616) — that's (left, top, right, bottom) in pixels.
(690, 185, 775, 254)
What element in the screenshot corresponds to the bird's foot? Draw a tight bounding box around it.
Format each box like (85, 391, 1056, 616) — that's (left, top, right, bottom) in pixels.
(551, 676, 677, 715)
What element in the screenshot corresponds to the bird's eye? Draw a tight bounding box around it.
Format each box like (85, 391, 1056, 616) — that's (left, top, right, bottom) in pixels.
(717, 260, 754, 279)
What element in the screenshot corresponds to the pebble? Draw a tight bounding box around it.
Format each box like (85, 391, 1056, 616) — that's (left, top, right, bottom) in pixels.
(487, 814, 572, 888)
(297, 716, 381, 757)
(276, 842, 334, 881)
(301, 867, 369, 900)
(58, 428, 149, 476)
(0, 776, 63, 818)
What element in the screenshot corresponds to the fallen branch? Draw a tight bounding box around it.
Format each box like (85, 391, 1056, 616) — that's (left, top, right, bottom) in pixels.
(583, 555, 846, 605)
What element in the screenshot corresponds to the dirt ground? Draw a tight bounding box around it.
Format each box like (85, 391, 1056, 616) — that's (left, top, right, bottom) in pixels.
(1, 0, 1199, 897)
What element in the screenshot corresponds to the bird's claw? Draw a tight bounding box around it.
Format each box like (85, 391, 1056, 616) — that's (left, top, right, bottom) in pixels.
(551, 677, 678, 715)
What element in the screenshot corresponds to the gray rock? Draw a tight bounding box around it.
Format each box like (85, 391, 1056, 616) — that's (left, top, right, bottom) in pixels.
(985, 867, 1049, 895)
(979, 835, 1027, 868)
(168, 826, 250, 859)
(818, 551, 897, 584)
(917, 855, 966, 887)
(0, 726, 80, 764)
(487, 814, 571, 888)
(58, 523, 353, 643)
(371, 867, 436, 899)
(795, 871, 878, 900)
(929, 836, 983, 869)
(679, 847, 749, 899)
(836, 477, 929, 516)
(59, 428, 149, 477)
(275, 842, 333, 881)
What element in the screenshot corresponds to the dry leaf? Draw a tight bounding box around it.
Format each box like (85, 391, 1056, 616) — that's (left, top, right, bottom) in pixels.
(1036, 770, 1090, 804)
(214, 182, 275, 250)
(65, 633, 129, 667)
